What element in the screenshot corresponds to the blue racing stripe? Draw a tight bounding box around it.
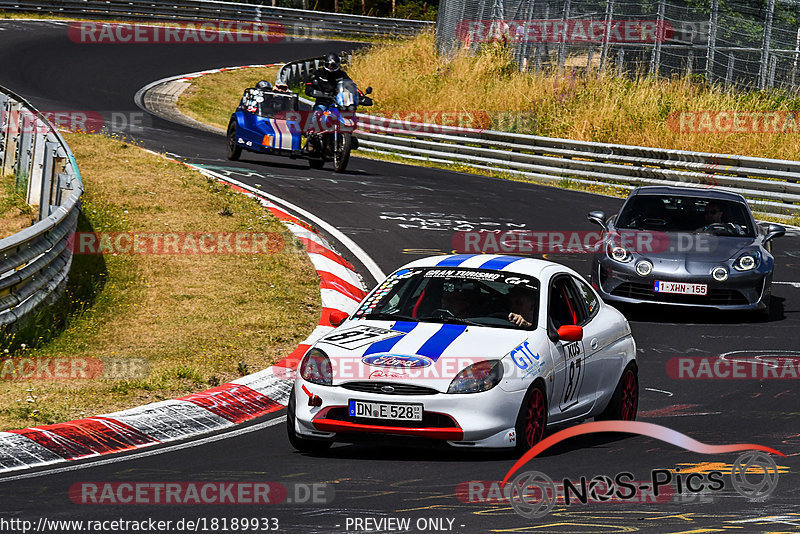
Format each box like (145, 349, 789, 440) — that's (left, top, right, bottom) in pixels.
(362, 321, 418, 356)
(480, 255, 524, 270)
(436, 255, 477, 267)
(416, 324, 468, 361)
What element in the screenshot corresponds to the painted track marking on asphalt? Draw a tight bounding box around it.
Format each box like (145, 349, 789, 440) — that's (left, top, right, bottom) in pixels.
(644, 387, 674, 397)
(0, 416, 286, 483)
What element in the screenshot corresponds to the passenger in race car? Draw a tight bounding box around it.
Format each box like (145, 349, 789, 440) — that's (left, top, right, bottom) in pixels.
(507, 286, 535, 328)
(305, 52, 351, 112)
(439, 282, 474, 319)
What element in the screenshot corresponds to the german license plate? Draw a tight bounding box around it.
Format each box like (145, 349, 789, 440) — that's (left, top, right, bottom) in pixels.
(654, 281, 708, 295)
(348, 400, 423, 421)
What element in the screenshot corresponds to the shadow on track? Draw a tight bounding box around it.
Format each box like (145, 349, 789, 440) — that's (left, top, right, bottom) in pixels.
(289, 427, 637, 462)
(619, 296, 787, 325)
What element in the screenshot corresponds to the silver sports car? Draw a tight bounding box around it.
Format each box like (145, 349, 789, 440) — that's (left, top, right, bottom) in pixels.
(588, 186, 785, 313)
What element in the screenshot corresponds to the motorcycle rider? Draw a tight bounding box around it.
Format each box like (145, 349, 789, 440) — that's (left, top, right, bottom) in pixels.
(303, 53, 351, 156)
(305, 52, 350, 112)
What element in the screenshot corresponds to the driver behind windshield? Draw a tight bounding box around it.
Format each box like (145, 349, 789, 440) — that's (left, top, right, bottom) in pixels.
(702, 201, 724, 226)
(440, 282, 474, 319)
(507, 286, 535, 328)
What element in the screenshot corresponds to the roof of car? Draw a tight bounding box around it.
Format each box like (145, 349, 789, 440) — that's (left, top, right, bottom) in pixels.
(631, 185, 747, 203)
(397, 254, 560, 278)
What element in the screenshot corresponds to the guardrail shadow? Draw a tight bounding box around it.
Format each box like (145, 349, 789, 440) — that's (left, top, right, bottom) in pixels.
(1, 211, 108, 351)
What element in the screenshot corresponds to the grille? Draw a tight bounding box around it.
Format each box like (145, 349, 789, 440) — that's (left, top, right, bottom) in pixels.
(611, 282, 749, 306)
(323, 407, 458, 429)
(340, 382, 439, 396)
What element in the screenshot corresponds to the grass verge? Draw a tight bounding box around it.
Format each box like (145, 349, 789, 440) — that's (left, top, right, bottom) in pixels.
(0, 174, 35, 238)
(0, 133, 319, 430)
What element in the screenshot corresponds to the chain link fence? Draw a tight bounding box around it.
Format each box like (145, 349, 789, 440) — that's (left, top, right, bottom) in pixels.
(435, 0, 800, 90)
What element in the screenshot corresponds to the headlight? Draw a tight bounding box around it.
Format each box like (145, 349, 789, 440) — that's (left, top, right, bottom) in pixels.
(733, 252, 759, 271)
(447, 360, 503, 394)
(712, 266, 728, 281)
(607, 244, 633, 263)
(635, 260, 653, 276)
(299, 349, 332, 386)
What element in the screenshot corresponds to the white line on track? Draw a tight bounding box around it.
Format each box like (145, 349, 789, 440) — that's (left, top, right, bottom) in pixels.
(644, 387, 674, 397)
(194, 167, 386, 284)
(0, 417, 286, 483)
(774, 281, 800, 288)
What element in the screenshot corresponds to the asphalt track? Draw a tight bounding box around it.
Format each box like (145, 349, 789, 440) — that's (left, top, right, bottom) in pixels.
(1, 20, 799, 533)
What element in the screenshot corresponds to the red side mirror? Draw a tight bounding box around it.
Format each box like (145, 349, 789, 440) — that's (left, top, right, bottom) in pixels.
(329, 310, 349, 327)
(557, 325, 583, 342)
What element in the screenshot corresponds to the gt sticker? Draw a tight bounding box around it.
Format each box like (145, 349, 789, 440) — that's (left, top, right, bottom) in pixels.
(321, 325, 404, 349)
(362, 354, 433, 369)
(510, 341, 542, 378)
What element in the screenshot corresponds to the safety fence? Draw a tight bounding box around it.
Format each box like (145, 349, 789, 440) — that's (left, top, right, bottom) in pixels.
(0, 86, 83, 328)
(436, 0, 800, 92)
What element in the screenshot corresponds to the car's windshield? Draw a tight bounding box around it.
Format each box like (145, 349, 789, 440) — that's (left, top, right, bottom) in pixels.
(239, 89, 298, 117)
(616, 195, 754, 237)
(335, 79, 359, 108)
(353, 267, 540, 330)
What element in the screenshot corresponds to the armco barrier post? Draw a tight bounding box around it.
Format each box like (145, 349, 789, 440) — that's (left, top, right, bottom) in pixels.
(2, 101, 20, 176)
(16, 111, 34, 191)
(39, 141, 57, 221)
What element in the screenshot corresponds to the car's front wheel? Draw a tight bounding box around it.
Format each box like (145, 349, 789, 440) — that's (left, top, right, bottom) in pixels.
(286, 387, 332, 454)
(597, 363, 638, 421)
(226, 122, 242, 161)
(515, 382, 547, 454)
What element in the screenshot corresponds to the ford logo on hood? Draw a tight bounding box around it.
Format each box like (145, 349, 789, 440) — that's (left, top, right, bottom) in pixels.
(361, 354, 433, 368)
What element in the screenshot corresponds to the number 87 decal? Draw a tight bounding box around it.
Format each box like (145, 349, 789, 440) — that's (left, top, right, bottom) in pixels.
(561, 341, 583, 408)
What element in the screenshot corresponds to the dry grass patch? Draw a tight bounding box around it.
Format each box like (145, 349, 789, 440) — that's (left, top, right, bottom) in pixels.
(0, 174, 35, 238)
(0, 133, 319, 430)
(348, 32, 800, 162)
(179, 66, 281, 130)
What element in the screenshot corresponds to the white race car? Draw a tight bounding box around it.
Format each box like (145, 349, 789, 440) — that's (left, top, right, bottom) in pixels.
(287, 254, 638, 453)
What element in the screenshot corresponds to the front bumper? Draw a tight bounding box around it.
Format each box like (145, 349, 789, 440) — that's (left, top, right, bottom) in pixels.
(592, 259, 770, 311)
(292, 379, 525, 448)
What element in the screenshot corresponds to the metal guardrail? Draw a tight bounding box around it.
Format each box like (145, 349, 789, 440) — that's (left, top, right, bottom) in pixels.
(0, 85, 83, 328)
(279, 56, 800, 219)
(0, 0, 432, 38)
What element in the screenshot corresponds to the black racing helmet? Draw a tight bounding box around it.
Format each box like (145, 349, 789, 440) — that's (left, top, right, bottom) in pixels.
(323, 52, 341, 72)
(255, 80, 272, 91)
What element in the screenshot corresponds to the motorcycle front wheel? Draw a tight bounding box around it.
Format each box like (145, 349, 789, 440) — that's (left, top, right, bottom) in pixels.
(333, 133, 352, 173)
